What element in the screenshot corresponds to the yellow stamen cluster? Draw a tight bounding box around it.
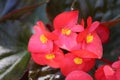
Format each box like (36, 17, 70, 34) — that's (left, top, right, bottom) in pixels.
(45, 53, 55, 60)
(86, 34, 93, 43)
(73, 57, 83, 64)
(40, 34, 48, 43)
(62, 29, 71, 35)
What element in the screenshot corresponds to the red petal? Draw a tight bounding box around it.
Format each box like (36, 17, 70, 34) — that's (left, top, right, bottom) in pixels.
(31, 53, 47, 65)
(28, 34, 53, 53)
(112, 60, 120, 69)
(53, 10, 79, 29)
(71, 24, 84, 32)
(44, 31, 58, 40)
(95, 66, 107, 80)
(89, 21, 100, 33)
(33, 25, 42, 34)
(37, 21, 58, 40)
(104, 65, 115, 77)
(65, 70, 93, 80)
(87, 16, 92, 28)
(71, 50, 98, 58)
(104, 65, 116, 80)
(37, 21, 46, 32)
(77, 29, 88, 43)
(47, 49, 64, 68)
(55, 32, 79, 51)
(85, 33, 103, 59)
(31, 47, 64, 68)
(115, 69, 120, 80)
(80, 19, 85, 27)
(60, 53, 95, 76)
(96, 24, 110, 43)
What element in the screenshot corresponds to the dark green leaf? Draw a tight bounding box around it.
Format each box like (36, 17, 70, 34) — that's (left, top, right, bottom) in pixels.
(0, 2, 45, 23)
(0, 20, 31, 80)
(0, 51, 30, 80)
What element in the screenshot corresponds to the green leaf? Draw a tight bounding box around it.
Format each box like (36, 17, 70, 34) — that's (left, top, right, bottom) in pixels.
(27, 3, 49, 24)
(0, 0, 50, 80)
(0, 2, 45, 23)
(0, 20, 31, 80)
(0, 51, 30, 80)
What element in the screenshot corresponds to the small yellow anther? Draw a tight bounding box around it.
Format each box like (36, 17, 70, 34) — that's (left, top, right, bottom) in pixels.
(73, 57, 83, 64)
(86, 34, 93, 43)
(45, 53, 55, 60)
(62, 29, 71, 35)
(40, 34, 48, 43)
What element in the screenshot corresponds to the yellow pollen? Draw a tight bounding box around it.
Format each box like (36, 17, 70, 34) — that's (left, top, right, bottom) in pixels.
(62, 29, 71, 35)
(40, 34, 48, 43)
(74, 57, 83, 64)
(45, 54, 55, 60)
(86, 34, 93, 43)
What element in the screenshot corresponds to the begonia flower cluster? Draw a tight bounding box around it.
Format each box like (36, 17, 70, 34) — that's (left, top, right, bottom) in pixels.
(95, 58, 120, 80)
(28, 10, 110, 80)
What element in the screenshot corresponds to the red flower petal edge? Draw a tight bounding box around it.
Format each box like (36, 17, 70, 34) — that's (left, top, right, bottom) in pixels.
(65, 70, 93, 80)
(53, 10, 79, 29)
(96, 24, 110, 44)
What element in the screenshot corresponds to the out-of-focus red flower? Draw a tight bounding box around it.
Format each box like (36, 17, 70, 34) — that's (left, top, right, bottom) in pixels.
(31, 45, 64, 68)
(74, 17, 103, 59)
(65, 70, 93, 80)
(28, 21, 57, 53)
(53, 10, 84, 51)
(95, 59, 120, 80)
(60, 53, 95, 76)
(112, 60, 120, 69)
(96, 24, 110, 44)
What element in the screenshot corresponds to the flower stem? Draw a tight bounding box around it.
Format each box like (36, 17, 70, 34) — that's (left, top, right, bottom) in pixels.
(101, 18, 120, 27)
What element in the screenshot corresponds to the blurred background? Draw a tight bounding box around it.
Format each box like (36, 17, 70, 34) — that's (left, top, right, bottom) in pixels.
(0, 0, 120, 80)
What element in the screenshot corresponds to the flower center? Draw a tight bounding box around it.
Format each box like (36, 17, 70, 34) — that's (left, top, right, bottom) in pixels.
(61, 29, 71, 35)
(40, 34, 48, 43)
(86, 34, 93, 43)
(73, 57, 83, 64)
(45, 53, 55, 60)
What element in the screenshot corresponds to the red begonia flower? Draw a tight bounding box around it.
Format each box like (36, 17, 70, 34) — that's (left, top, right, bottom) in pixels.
(95, 65, 116, 80)
(95, 59, 120, 80)
(96, 24, 110, 44)
(95, 65, 107, 80)
(28, 21, 57, 53)
(53, 10, 84, 51)
(76, 17, 103, 59)
(31, 45, 64, 68)
(103, 65, 116, 80)
(53, 10, 83, 32)
(113, 57, 120, 75)
(112, 60, 120, 69)
(65, 70, 93, 80)
(60, 53, 95, 76)
(54, 31, 81, 51)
